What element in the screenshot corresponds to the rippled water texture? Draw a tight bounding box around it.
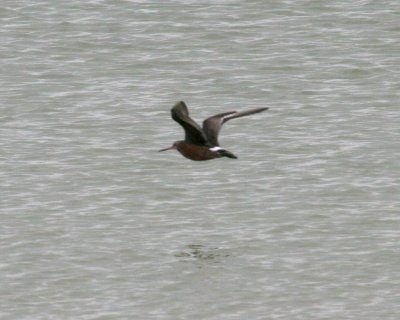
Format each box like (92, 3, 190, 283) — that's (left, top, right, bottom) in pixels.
(1, 1, 399, 319)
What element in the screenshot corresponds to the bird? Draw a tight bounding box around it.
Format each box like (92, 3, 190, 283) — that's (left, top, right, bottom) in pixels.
(158, 101, 268, 161)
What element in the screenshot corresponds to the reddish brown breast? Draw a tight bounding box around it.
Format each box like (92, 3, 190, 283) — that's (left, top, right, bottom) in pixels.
(176, 142, 220, 161)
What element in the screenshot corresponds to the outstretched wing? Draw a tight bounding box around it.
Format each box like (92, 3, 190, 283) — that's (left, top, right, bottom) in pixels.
(171, 101, 210, 146)
(203, 107, 268, 146)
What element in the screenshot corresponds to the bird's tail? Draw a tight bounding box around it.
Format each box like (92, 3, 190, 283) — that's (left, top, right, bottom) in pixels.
(218, 149, 237, 159)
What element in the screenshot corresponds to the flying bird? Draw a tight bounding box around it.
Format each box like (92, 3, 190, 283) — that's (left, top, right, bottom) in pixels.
(159, 101, 268, 161)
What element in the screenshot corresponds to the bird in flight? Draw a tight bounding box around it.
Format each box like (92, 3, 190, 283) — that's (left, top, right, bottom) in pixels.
(159, 101, 268, 161)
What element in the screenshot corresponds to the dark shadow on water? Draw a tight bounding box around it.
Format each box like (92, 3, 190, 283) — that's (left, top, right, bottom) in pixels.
(175, 244, 230, 264)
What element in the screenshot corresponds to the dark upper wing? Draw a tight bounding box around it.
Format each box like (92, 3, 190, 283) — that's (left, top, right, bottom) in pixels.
(171, 101, 209, 146)
(202, 107, 268, 146)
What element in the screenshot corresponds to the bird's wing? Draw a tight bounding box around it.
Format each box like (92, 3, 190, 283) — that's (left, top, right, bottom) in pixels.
(171, 101, 210, 146)
(203, 107, 268, 146)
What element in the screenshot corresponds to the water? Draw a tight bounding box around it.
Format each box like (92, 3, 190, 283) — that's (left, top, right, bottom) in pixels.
(1, 1, 399, 319)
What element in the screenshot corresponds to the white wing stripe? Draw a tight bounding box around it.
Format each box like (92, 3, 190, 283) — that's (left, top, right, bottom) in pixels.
(210, 146, 223, 152)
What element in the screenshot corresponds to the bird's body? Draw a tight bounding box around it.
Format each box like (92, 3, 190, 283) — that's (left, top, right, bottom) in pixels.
(159, 101, 268, 161)
(174, 142, 222, 161)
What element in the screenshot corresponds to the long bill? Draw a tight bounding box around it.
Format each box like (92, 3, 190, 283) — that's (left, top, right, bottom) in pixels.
(158, 145, 176, 152)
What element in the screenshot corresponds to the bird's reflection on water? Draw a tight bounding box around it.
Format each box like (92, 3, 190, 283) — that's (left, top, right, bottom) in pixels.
(175, 244, 230, 263)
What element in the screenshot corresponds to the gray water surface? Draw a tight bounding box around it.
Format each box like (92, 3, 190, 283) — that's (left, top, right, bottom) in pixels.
(1, 1, 399, 319)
